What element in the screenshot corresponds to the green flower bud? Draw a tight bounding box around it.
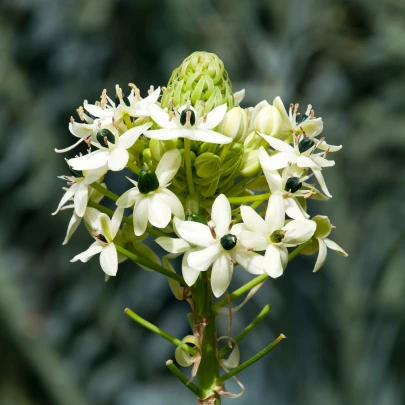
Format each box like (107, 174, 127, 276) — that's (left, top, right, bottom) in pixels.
(243, 132, 267, 150)
(219, 107, 248, 142)
(195, 152, 221, 178)
(160, 51, 235, 113)
(240, 149, 261, 177)
(220, 234, 237, 251)
(254, 105, 282, 137)
(96, 129, 115, 146)
(186, 212, 208, 225)
(138, 167, 159, 194)
(150, 139, 176, 161)
(142, 148, 152, 165)
(312, 215, 332, 239)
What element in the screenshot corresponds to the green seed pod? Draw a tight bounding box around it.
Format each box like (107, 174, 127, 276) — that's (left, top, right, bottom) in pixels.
(186, 212, 208, 225)
(195, 152, 221, 178)
(138, 167, 160, 194)
(96, 129, 115, 146)
(219, 107, 248, 142)
(240, 149, 261, 177)
(270, 230, 285, 243)
(285, 177, 302, 193)
(220, 234, 237, 251)
(160, 51, 235, 114)
(150, 139, 176, 161)
(298, 138, 315, 154)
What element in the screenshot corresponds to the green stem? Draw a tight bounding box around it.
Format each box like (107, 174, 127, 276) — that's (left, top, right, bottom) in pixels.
(125, 308, 197, 356)
(115, 244, 184, 284)
(87, 201, 167, 237)
(184, 138, 196, 196)
(123, 114, 133, 129)
(127, 161, 141, 174)
(166, 360, 203, 397)
(90, 182, 119, 201)
(212, 241, 312, 311)
(218, 304, 271, 359)
(219, 144, 231, 161)
(192, 274, 220, 402)
(227, 193, 271, 204)
(216, 334, 286, 383)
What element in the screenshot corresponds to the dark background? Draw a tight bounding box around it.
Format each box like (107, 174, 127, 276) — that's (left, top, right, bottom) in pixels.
(1, 0, 404, 404)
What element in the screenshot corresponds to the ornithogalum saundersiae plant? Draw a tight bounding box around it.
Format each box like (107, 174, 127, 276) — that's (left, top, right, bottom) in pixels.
(53, 51, 348, 404)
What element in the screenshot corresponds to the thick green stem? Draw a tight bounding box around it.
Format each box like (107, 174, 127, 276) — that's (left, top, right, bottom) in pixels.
(227, 193, 271, 204)
(192, 274, 221, 403)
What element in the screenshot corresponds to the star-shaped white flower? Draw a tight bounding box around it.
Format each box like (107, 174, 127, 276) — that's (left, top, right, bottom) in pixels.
(145, 101, 231, 144)
(52, 166, 107, 218)
(71, 207, 124, 276)
(258, 147, 310, 219)
(67, 122, 151, 172)
(116, 149, 185, 236)
(240, 192, 316, 278)
(174, 194, 264, 297)
(258, 134, 335, 198)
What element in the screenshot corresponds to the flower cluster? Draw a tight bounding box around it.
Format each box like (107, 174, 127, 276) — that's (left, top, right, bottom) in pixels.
(53, 51, 347, 295)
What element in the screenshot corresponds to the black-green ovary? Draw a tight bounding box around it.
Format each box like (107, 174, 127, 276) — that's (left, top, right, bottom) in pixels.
(138, 168, 159, 194)
(220, 234, 237, 251)
(298, 137, 315, 154)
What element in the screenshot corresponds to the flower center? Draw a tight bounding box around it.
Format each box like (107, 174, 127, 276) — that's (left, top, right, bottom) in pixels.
(220, 234, 237, 251)
(180, 108, 196, 126)
(298, 137, 314, 154)
(285, 177, 302, 193)
(270, 230, 285, 244)
(96, 129, 115, 146)
(138, 167, 160, 194)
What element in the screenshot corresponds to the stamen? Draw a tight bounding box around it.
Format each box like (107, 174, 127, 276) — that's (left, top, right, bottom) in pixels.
(112, 117, 119, 130)
(304, 187, 316, 199)
(186, 110, 191, 123)
(323, 146, 330, 159)
(76, 106, 85, 121)
(228, 220, 235, 231)
(100, 89, 107, 108)
(161, 86, 167, 93)
(310, 108, 315, 118)
(203, 113, 208, 123)
(116, 85, 123, 102)
(168, 111, 174, 121)
(169, 98, 174, 111)
(128, 83, 138, 91)
(148, 85, 154, 95)
(70, 116, 75, 124)
(84, 136, 92, 148)
(135, 88, 141, 102)
(294, 103, 299, 114)
(209, 225, 217, 239)
(230, 258, 237, 265)
(200, 100, 206, 109)
(300, 126, 307, 137)
(305, 104, 312, 116)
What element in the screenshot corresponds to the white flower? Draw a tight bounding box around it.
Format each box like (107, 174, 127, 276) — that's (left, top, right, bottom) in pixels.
(175, 194, 264, 297)
(258, 134, 335, 198)
(258, 147, 310, 219)
(71, 207, 124, 276)
(145, 100, 231, 144)
(67, 123, 151, 172)
(240, 192, 316, 278)
(305, 215, 348, 272)
(52, 166, 107, 217)
(116, 149, 185, 236)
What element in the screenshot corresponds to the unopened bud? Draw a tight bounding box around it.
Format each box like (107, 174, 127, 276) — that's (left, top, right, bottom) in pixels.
(249, 100, 270, 130)
(219, 107, 248, 142)
(240, 149, 261, 177)
(254, 105, 282, 137)
(150, 139, 176, 161)
(195, 152, 221, 178)
(244, 132, 267, 150)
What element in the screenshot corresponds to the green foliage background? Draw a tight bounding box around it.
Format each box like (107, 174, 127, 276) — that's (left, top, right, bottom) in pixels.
(0, 0, 404, 404)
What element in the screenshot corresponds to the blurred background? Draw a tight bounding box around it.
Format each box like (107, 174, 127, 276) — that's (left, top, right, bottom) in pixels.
(1, 0, 404, 404)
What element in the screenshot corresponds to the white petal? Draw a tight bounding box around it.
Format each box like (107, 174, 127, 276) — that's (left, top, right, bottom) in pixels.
(182, 248, 201, 287)
(233, 248, 264, 274)
(83, 207, 102, 230)
(83, 166, 108, 184)
(301, 117, 324, 137)
(258, 147, 282, 192)
(133, 197, 149, 236)
(62, 213, 82, 245)
(68, 150, 110, 171)
(187, 244, 222, 271)
(156, 237, 191, 254)
(263, 245, 283, 278)
(83, 102, 105, 118)
(118, 123, 151, 149)
(240, 205, 268, 234)
(111, 207, 124, 238)
(230, 223, 247, 236)
(99, 243, 118, 276)
(143, 86, 161, 104)
(190, 129, 232, 144)
(116, 188, 139, 208)
(297, 156, 320, 168)
(316, 141, 342, 153)
(69, 121, 94, 139)
(234, 89, 245, 104)
(156, 149, 181, 186)
(147, 103, 172, 128)
(211, 254, 233, 297)
(71, 242, 103, 263)
(108, 148, 129, 171)
(147, 194, 171, 228)
(175, 220, 214, 247)
(198, 104, 227, 130)
(272, 96, 291, 127)
(159, 188, 185, 220)
(311, 155, 335, 167)
(261, 151, 296, 170)
(285, 197, 309, 219)
(99, 213, 113, 241)
(312, 168, 332, 198)
(74, 182, 89, 217)
(52, 183, 78, 216)
(324, 238, 348, 256)
(239, 230, 268, 251)
(144, 128, 183, 140)
(258, 133, 294, 153)
(211, 194, 232, 236)
(279, 245, 289, 269)
(283, 219, 316, 245)
(265, 191, 285, 233)
(55, 137, 85, 153)
(313, 238, 327, 272)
